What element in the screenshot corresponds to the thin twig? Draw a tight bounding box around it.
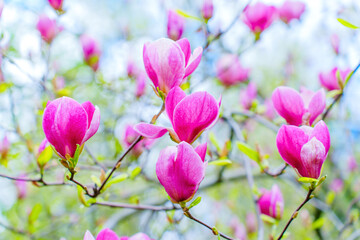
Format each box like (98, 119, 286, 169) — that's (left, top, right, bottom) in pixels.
(93, 201, 180, 211)
(322, 61, 360, 120)
(85, 145, 107, 171)
(93, 103, 165, 197)
(183, 209, 234, 240)
(263, 164, 288, 177)
(0, 221, 28, 236)
(276, 188, 314, 240)
(203, 0, 254, 50)
(0, 173, 67, 186)
(232, 111, 279, 133)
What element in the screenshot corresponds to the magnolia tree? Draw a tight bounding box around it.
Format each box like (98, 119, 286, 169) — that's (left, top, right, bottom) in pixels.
(0, 0, 359, 239)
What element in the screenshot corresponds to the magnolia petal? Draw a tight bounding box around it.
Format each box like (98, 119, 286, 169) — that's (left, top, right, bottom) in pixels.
(83, 230, 95, 240)
(143, 42, 159, 88)
(82, 103, 101, 144)
(308, 89, 326, 125)
(272, 86, 305, 126)
(173, 91, 219, 143)
(276, 124, 309, 172)
(195, 142, 207, 162)
(310, 120, 330, 153)
(176, 38, 191, 66)
(184, 47, 203, 78)
(133, 123, 168, 139)
(300, 138, 326, 179)
(96, 228, 120, 240)
(128, 233, 152, 240)
(165, 87, 186, 125)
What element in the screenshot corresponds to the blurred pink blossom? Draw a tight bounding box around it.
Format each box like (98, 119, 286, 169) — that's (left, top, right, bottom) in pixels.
(319, 67, 351, 91)
(167, 10, 185, 41)
(278, 0, 306, 24)
(216, 54, 250, 87)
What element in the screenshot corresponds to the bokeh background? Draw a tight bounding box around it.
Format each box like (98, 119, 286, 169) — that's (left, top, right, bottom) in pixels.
(0, 0, 360, 239)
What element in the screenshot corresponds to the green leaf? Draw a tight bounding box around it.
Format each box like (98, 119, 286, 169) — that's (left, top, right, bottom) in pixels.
(77, 185, 89, 207)
(326, 89, 342, 99)
(102, 173, 128, 192)
(337, 18, 359, 29)
(28, 203, 42, 224)
(175, 9, 202, 21)
(344, 70, 354, 86)
(311, 217, 325, 229)
(326, 191, 335, 205)
(107, 173, 128, 185)
(208, 159, 232, 166)
(298, 177, 318, 184)
(37, 145, 53, 168)
(0, 82, 13, 93)
(130, 166, 141, 179)
(260, 214, 276, 224)
(188, 197, 201, 210)
(316, 175, 326, 187)
(236, 142, 260, 163)
(90, 175, 101, 186)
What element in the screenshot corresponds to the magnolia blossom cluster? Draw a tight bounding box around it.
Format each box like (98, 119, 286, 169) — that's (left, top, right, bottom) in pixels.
(33, 0, 338, 234)
(242, 1, 306, 38)
(271, 85, 331, 180)
(136, 37, 221, 203)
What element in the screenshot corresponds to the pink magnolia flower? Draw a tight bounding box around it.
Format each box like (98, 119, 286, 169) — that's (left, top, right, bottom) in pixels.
(240, 82, 257, 110)
(167, 10, 185, 41)
(48, 0, 63, 11)
(123, 124, 144, 157)
(242, 3, 277, 37)
(135, 72, 146, 98)
(80, 35, 101, 72)
(15, 174, 28, 199)
(216, 54, 250, 87)
(134, 87, 220, 144)
(272, 86, 326, 126)
(348, 156, 358, 172)
(156, 141, 207, 203)
(246, 213, 257, 234)
(276, 120, 330, 179)
(42, 97, 100, 160)
(330, 34, 340, 55)
(36, 14, 62, 43)
(258, 185, 284, 220)
(84, 228, 119, 240)
(278, 1, 306, 24)
(143, 38, 202, 95)
(201, 0, 214, 21)
(318, 67, 351, 91)
(230, 218, 246, 240)
(0, 135, 10, 159)
(52, 76, 65, 91)
(127, 60, 138, 78)
(0, 0, 4, 18)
